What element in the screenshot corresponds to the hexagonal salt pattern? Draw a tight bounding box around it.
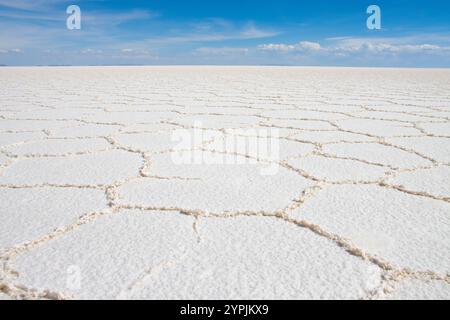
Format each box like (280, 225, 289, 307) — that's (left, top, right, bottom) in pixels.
(391, 167, 450, 200)
(116, 151, 312, 214)
(0, 150, 142, 186)
(0, 66, 449, 300)
(124, 215, 382, 300)
(3, 138, 111, 157)
(286, 155, 387, 183)
(322, 142, 431, 169)
(11, 212, 198, 300)
(0, 187, 108, 249)
(289, 185, 450, 273)
(11, 212, 382, 300)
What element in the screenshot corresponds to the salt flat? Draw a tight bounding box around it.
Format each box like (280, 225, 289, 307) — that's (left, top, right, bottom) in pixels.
(0, 66, 449, 300)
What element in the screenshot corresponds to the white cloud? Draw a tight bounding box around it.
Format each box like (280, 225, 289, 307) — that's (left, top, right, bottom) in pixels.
(332, 41, 449, 56)
(258, 41, 322, 52)
(0, 48, 23, 54)
(120, 48, 152, 55)
(116, 48, 158, 60)
(194, 47, 249, 56)
(298, 41, 322, 51)
(326, 36, 450, 55)
(81, 48, 103, 54)
(258, 43, 295, 51)
(258, 38, 450, 57)
(238, 26, 279, 40)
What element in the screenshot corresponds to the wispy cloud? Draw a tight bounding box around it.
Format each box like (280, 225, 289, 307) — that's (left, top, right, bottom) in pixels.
(0, 0, 65, 11)
(80, 48, 102, 54)
(0, 6, 157, 25)
(194, 47, 249, 56)
(140, 22, 279, 46)
(83, 9, 158, 26)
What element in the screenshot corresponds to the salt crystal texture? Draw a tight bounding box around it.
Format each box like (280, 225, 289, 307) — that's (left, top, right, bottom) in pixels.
(0, 66, 449, 300)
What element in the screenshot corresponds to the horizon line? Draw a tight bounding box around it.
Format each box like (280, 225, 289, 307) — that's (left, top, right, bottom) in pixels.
(1, 64, 450, 70)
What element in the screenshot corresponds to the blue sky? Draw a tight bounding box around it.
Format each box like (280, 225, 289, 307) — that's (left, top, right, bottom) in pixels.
(0, 0, 449, 66)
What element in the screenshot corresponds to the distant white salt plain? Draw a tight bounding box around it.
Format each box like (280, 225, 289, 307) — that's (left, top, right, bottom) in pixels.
(0, 67, 449, 300)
